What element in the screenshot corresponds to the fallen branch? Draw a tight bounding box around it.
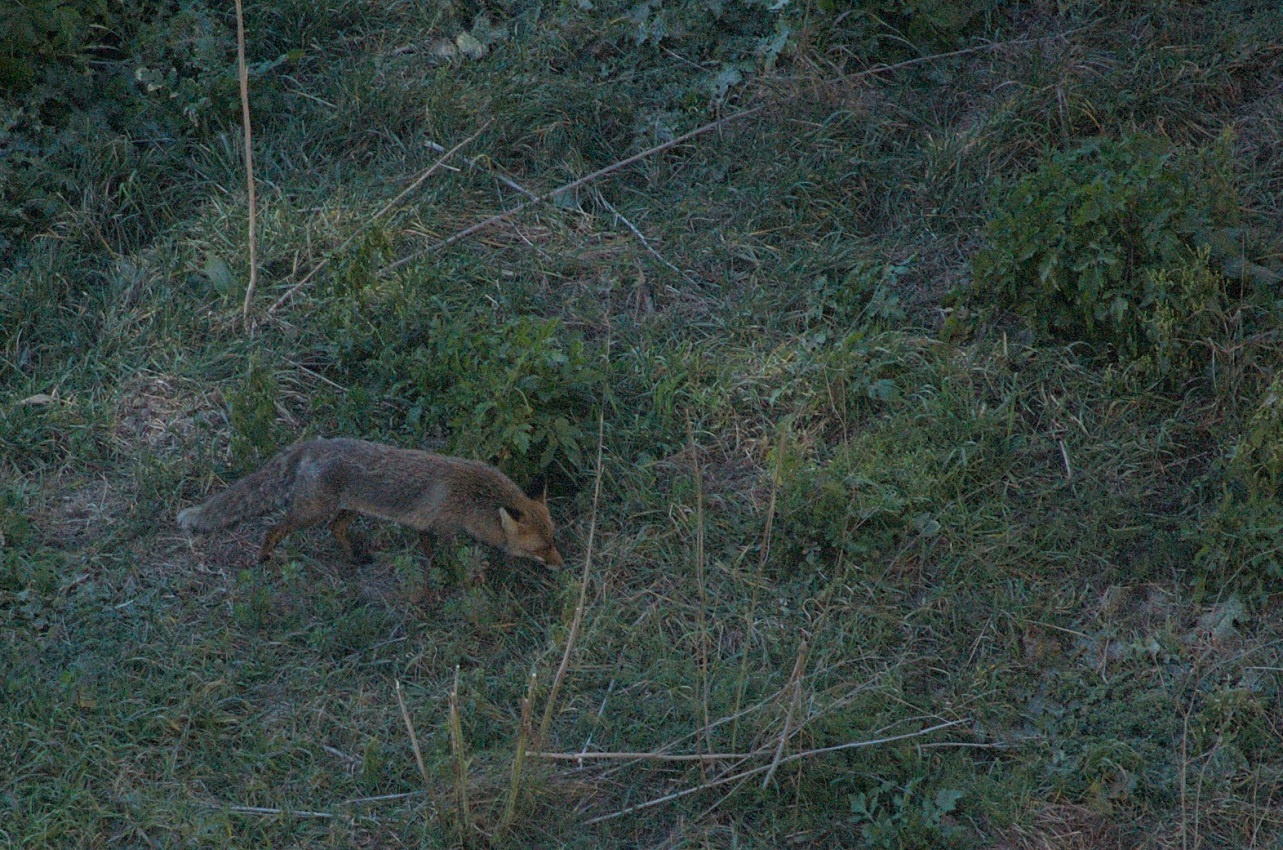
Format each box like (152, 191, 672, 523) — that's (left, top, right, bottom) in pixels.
(585, 719, 969, 824)
(528, 749, 761, 763)
(226, 805, 335, 819)
(387, 105, 764, 272)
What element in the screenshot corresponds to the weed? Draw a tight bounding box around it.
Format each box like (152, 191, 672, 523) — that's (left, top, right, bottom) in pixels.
(970, 133, 1253, 375)
(315, 278, 600, 480)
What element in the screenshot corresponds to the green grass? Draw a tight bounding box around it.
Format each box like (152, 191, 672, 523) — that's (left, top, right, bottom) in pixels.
(4, 0, 1283, 847)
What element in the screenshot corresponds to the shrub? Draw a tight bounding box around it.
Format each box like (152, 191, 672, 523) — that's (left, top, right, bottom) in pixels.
(319, 274, 599, 482)
(969, 134, 1243, 375)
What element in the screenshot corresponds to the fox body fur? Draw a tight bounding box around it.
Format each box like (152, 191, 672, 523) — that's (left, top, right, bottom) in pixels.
(177, 438, 563, 568)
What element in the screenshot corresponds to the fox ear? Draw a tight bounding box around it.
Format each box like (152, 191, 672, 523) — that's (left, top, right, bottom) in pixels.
(499, 506, 520, 536)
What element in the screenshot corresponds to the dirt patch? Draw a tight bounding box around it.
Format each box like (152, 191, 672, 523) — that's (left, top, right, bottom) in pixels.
(113, 373, 226, 455)
(30, 473, 130, 553)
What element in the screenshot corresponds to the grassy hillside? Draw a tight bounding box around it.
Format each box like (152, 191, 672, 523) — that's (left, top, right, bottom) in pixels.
(4, 1, 1283, 846)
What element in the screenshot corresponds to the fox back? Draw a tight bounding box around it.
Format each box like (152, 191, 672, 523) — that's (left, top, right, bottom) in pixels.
(317, 439, 562, 565)
(178, 438, 563, 567)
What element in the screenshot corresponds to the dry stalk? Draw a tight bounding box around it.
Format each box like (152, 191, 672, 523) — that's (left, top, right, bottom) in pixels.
(585, 632, 845, 783)
(537, 387, 608, 745)
(687, 417, 712, 772)
(497, 667, 538, 841)
(232, 0, 258, 328)
(731, 420, 788, 750)
(576, 677, 616, 762)
(392, 676, 438, 825)
(448, 666, 474, 845)
(395, 679, 435, 816)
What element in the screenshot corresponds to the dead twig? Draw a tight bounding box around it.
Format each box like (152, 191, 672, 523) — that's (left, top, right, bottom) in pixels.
(388, 105, 764, 271)
(584, 720, 969, 824)
(269, 124, 490, 314)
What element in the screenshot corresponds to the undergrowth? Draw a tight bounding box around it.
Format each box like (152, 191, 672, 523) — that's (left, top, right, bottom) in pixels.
(4, 0, 1283, 847)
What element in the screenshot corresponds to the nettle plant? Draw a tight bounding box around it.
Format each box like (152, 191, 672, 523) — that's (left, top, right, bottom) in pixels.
(970, 134, 1244, 376)
(321, 276, 599, 483)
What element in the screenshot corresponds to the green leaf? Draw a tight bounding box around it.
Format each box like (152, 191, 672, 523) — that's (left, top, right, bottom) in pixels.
(934, 788, 964, 816)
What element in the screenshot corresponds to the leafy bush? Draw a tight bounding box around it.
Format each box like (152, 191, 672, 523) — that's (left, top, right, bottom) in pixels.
(543, 0, 990, 120)
(969, 134, 1243, 374)
(1164, 319, 1283, 596)
(1190, 494, 1283, 599)
(812, 0, 995, 53)
(849, 776, 967, 849)
(227, 354, 289, 463)
(0, 0, 375, 259)
(319, 270, 599, 482)
(393, 307, 597, 478)
(0, 482, 65, 625)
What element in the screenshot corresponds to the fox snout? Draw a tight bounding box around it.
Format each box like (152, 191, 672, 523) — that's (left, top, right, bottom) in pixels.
(498, 506, 563, 569)
(504, 540, 562, 570)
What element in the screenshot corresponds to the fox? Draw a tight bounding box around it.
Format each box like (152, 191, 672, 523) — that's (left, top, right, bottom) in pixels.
(177, 437, 563, 570)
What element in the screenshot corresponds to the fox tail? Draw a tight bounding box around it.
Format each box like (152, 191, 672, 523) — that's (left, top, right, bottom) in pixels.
(177, 445, 301, 533)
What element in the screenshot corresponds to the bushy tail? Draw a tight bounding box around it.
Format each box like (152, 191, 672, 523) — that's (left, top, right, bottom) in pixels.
(177, 446, 301, 533)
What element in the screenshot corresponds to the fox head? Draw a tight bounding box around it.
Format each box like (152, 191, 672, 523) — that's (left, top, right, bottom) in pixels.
(498, 499, 563, 568)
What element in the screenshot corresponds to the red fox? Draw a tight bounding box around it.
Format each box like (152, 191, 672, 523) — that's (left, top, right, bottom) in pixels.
(177, 438, 563, 569)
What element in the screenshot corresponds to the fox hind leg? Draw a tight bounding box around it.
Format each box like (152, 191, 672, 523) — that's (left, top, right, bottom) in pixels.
(258, 492, 339, 563)
(259, 520, 296, 563)
(330, 510, 369, 563)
